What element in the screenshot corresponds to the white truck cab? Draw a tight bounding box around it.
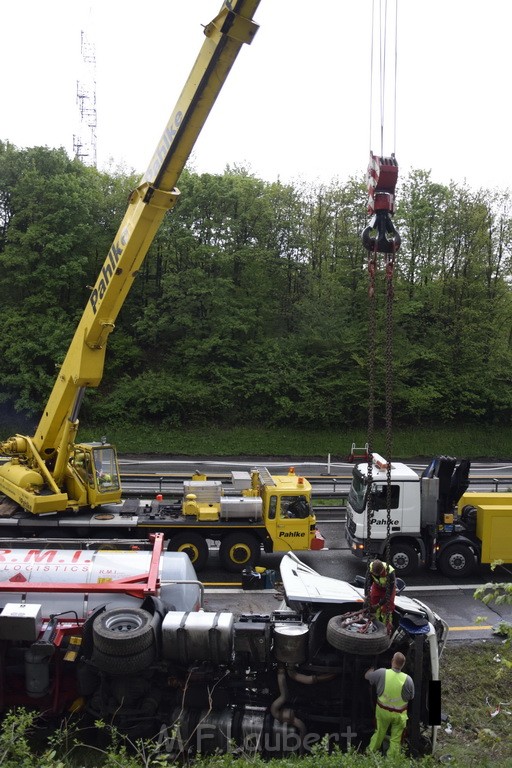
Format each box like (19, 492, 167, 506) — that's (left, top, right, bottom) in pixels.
(345, 453, 423, 572)
(345, 452, 474, 577)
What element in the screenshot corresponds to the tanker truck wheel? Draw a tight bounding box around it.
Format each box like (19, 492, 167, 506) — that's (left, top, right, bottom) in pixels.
(326, 615, 390, 655)
(168, 532, 209, 571)
(93, 607, 155, 656)
(219, 532, 260, 572)
(92, 643, 156, 675)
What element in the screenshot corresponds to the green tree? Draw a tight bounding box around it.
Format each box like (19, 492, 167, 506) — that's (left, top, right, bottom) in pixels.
(0, 143, 135, 415)
(2, 147, 512, 432)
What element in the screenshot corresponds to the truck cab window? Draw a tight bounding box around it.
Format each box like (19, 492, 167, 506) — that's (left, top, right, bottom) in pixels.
(348, 471, 367, 514)
(370, 484, 399, 510)
(280, 495, 310, 519)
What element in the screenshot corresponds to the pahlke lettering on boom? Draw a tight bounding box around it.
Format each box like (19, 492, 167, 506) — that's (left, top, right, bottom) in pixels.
(144, 110, 184, 183)
(89, 225, 130, 314)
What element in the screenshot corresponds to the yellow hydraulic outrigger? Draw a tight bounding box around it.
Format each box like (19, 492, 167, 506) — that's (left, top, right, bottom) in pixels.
(0, 0, 260, 515)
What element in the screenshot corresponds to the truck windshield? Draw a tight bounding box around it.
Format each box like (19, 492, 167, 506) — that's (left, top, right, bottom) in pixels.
(348, 469, 368, 514)
(92, 446, 120, 493)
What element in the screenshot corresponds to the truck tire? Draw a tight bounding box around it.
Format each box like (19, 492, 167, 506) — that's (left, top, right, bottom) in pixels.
(219, 532, 260, 572)
(438, 544, 476, 578)
(326, 615, 390, 655)
(93, 607, 154, 656)
(92, 643, 156, 675)
(389, 543, 419, 576)
(168, 532, 209, 571)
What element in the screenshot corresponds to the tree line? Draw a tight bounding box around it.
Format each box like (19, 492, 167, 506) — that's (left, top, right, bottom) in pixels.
(1, 140, 511, 431)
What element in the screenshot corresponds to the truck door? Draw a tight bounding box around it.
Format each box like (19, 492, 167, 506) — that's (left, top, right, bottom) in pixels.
(272, 494, 312, 552)
(369, 483, 402, 533)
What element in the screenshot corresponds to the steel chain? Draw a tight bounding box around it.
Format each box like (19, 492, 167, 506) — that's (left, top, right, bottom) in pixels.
(384, 249, 395, 609)
(365, 250, 378, 564)
(365, 246, 395, 617)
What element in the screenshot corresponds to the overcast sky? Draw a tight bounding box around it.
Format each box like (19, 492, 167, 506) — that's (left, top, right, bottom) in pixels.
(1, 1, 510, 191)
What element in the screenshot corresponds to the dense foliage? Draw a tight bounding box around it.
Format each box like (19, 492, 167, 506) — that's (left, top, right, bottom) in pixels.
(1, 140, 512, 432)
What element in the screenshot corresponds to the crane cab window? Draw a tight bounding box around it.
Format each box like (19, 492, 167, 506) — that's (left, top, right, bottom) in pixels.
(92, 446, 120, 493)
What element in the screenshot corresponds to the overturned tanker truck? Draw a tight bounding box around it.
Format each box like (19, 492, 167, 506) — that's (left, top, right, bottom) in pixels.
(0, 534, 446, 756)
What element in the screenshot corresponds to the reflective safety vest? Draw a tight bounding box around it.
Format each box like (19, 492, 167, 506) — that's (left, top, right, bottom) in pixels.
(371, 562, 395, 588)
(377, 669, 408, 712)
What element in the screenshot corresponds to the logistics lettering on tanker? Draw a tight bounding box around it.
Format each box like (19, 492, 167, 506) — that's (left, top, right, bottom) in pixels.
(0, 549, 143, 579)
(89, 224, 131, 314)
(4, 565, 90, 574)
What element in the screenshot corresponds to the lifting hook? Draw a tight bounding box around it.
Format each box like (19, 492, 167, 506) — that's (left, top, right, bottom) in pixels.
(361, 153, 401, 254)
(362, 210, 401, 254)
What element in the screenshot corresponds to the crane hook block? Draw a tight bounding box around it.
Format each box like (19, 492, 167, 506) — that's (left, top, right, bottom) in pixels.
(366, 152, 398, 215)
(362, 152, 401, 254)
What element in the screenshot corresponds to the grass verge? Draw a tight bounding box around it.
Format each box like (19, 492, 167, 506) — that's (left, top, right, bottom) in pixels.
(435, 639, 512, 767)
(76, 423, 512, 460)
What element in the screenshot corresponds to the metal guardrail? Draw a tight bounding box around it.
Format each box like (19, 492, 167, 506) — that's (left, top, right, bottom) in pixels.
(119, 472, 510, 497)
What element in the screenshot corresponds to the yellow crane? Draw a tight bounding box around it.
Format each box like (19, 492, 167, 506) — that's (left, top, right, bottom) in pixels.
(0, 1, 260, 515)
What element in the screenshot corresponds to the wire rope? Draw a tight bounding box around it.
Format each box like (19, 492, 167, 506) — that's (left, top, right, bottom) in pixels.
(369, 0, 398, 158)
(365, 1, 399, 604)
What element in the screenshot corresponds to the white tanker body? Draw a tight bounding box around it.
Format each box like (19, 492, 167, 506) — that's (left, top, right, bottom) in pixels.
(0, 545, 201, 618)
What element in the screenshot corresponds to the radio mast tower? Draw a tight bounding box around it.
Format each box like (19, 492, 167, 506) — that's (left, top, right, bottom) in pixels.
(73, 26, 97, 167)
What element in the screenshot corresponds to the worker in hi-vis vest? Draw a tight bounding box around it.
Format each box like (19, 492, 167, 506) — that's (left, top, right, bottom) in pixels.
(364, 651, 415, 757)
(365, 559, 397, 628)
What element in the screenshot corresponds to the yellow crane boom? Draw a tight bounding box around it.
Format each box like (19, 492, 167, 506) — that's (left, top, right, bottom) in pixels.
(0, 0, 260, 514)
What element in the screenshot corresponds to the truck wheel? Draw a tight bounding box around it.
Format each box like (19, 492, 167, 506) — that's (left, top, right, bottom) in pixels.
(93, 607, 154, 656)
(168, 532, 209, 571)
(219, 532, 260, 572)
(92, 643, 156, 675)
(389, 543, 419, 576)
(326, 615, 390, 655)
(438, 544, 476, 578)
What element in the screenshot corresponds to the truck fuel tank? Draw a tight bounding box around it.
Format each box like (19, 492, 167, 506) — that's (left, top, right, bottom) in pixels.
(220, 496, 263, 520)
(162, 610, 235, 664)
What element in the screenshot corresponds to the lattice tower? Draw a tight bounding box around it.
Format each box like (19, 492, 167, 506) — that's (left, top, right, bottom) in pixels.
(73, 28, 97, 167)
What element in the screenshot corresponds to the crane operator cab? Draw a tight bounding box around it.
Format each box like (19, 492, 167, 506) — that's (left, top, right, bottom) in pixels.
(71, 443, 121, 505)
